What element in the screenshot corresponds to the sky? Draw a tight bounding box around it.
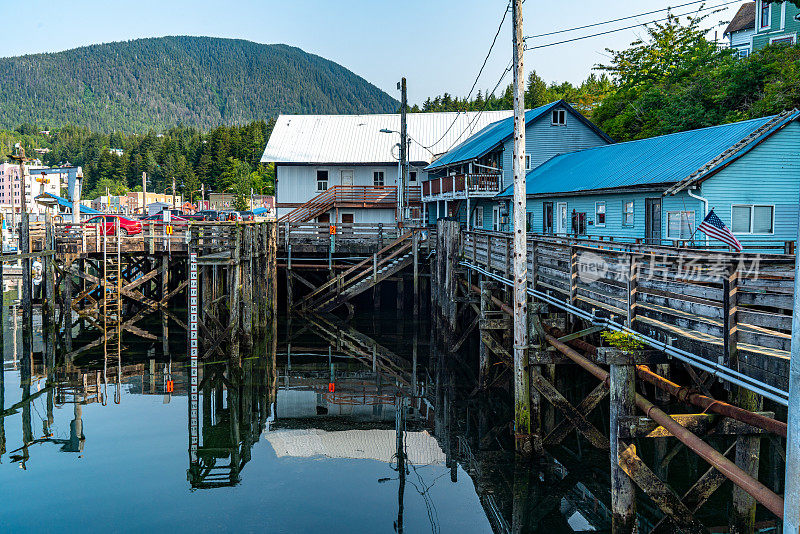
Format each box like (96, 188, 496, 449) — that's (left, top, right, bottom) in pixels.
(6, 0, 742, 106)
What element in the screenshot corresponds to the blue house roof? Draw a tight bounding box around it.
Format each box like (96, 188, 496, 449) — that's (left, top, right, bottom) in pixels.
(425, 100, 610, 172)
(35, 192, 102, 214)
(498, 111, 800, 197)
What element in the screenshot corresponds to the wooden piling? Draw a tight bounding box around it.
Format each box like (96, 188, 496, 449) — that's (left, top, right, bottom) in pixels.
(730, 387, 763, 534)
(20, 212, 32, 337)
(412, 230, 419, 318)
(230, 226, 242, 364)
(610, 362, 637, 533)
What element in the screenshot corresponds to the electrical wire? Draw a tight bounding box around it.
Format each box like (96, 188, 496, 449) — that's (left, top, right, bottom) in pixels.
(524, 0, 741, 51)
(523, 0, 712, 40)
(422, 0, 511, 150)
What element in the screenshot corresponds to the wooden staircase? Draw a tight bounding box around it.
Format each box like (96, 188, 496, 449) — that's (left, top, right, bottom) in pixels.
(279, 185, 397, 224)
(296, 231, 415, 313)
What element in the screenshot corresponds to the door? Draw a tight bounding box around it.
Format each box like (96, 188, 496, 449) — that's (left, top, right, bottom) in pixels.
(645, 198, 662, 244)
(543, 202, 554, 233)
(340, 170, 354, 186)
(341, 213, 354, 235)
(556, 202, 568, 234)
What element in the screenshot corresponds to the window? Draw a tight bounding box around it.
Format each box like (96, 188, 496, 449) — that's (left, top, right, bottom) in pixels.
(409, 171, 417, 182)
(666, 211, 695, 239)
(738, 47, 751, 58)
(623, 200, 635, 227)
(760, 0, 771, 28)
(526, 211, 534, 232)
(551, 109, 566, 125)
(373, 171, 385, 187)
(595, 201, 606, 227)
(474, 206, 484, 228)
(316, 170, 328, 191)
(524, 155, 531, 171)
(770, 35, 796, 45)
(732, 205, 774, 234)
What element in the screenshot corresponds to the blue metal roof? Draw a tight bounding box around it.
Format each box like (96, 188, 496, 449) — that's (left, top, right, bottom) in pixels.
(425, 101, 566, 171)
(498, 112, 800, 197)
(35, 192, 102, 214)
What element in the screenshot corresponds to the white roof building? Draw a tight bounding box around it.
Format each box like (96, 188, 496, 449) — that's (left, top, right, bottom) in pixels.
(262, 110, 514, 165)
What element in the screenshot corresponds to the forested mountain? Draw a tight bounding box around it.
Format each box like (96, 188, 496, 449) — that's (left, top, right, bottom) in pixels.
(0, 36, 398, 132)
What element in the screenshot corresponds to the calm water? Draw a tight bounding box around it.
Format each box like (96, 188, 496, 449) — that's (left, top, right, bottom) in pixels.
(0, 287, 504, 533)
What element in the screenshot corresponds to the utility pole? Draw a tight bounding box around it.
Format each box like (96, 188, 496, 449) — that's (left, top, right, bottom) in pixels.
(511, 0, 531, 456)
(172, 176, 176, 210)
(142, 172, 147, 215)
(784, 186, 800, 531)
(399, 77, 408, 225)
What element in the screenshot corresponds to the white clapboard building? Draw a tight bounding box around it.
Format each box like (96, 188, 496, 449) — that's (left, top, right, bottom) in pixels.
(261, 111, 513, 225)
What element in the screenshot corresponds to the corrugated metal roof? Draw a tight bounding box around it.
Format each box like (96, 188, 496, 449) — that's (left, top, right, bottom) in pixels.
(498, 113, 798, 197)
(261, 110, 513, 165)
(425, 101, 563, 171)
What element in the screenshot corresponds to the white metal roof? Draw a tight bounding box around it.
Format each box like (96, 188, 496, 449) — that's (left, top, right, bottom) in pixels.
(261, 110, 514, 165)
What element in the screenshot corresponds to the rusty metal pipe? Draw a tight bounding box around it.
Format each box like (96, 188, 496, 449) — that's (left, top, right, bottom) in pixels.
(467, 281, 786, 437)
(546, 325, 787, 438)
(545, 334, 785, 519)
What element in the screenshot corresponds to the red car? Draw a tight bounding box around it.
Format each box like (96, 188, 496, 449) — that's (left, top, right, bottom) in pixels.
(84, 215, 143, 236)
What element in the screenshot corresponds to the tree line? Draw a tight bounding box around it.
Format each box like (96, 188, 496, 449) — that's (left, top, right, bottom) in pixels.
(417, 12, 800, 142)
(1, 120, 275, 203)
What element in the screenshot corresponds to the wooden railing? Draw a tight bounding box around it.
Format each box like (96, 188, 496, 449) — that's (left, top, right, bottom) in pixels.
(279, 222, 402, 245)
(279, 185, 397, 224)
(463, 230, 796, 390)
(422, 173, 501, 199)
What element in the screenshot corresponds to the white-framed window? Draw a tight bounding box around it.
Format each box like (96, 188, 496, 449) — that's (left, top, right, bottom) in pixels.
(492, 205, 500, 231)
(409, 171, 417, 182)
(474, 206, 484, 228)
(759, 0, 771, 29)
(666, 211, 695, 239)
(732, 204, 774, 234)
(551, 108, 566, 125)
(373, 171, 385, 187)
(524, 155, 531, 171)
(622, 200, 635, 227)
(316, 169, 328, 191)
(770, 34, 796, 45)
(595, 201, 606, 227)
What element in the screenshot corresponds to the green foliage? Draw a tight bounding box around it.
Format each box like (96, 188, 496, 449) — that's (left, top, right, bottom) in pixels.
(600, 331, 646, 352)
(0, 119, 275, 201)
(0, 36, 398, 132)
(592, 13, 800, 141)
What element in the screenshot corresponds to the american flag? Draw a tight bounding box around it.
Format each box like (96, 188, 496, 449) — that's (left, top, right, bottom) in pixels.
(698, 209, 742, 252)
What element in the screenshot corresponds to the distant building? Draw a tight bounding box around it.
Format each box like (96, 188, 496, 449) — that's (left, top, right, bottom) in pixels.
(261, 110, 515, 225)
(91, 195, 133, 214)
(126, 192, 182, 214)
(725, 1, 800, 56)
(0, 162, 59, 215)
(206, 192, 274, 211)
(108, 148, 124, 157)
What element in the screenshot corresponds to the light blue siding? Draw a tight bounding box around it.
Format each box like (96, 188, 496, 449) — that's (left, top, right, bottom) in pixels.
(699, 121, 800, 244)
(500, 112, 609, 190)
(525, 191, 701, 240)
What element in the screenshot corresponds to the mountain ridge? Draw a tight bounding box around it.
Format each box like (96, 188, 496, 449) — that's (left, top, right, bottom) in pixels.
(0, 36, 399, 132)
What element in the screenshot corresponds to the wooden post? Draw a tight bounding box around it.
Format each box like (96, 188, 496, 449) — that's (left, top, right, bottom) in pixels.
(62, 262, 73, 352)
(161, 253, 169, 356)
(723, 263, 739, 373)
(731, 386, 762, 534)
(479, 281, 491, 389)
(244, 226, 253, 344)
(286, 243, 293, 312)
(626, 254, 638, 327)
(396, 278, 404, 314)
(20, 212, 33, 338)
(527, 299, 544, 453)
(230, 226, 242, 364)
(412, 230, 419, 318)
(610, 363, 637, 533)
(45, 220, 56, 363)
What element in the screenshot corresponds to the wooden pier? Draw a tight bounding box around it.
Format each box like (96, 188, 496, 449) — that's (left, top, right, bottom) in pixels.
(430, 221, 795, 533)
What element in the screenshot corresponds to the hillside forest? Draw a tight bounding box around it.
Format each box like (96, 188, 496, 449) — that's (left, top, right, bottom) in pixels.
(3, 13, 800, 203)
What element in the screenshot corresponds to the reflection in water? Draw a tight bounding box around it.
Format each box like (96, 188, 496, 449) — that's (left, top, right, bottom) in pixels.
(0, 287, 630, 533)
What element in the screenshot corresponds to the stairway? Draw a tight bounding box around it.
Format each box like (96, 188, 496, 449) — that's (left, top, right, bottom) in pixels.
(279, 187, 337, 224)
(278, 185, 398, 224)
(296, 231, 415, 313)
(102, 221, 122, 369)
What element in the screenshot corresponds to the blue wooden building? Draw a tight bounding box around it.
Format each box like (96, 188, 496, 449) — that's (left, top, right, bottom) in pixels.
(495, 110, 800, 249)
(421, 100, 611, 230)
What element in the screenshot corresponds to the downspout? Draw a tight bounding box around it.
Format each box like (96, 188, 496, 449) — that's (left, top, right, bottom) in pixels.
(687, 187, 709, 248)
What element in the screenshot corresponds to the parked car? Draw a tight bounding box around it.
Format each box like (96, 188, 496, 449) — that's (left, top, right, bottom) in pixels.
(195, 210, 223, 221)
(83, 215, 143, 236)
(141, 212, 188, 223)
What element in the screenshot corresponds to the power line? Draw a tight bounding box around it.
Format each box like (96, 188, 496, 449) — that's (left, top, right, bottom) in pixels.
(523, 0, 710, 40)
(422, 0, 511, 150)
(524, 0, 740, 51)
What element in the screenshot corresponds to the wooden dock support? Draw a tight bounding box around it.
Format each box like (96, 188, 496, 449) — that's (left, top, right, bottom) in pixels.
(731, 387, 763, 534)
(610, 362, 637, 533)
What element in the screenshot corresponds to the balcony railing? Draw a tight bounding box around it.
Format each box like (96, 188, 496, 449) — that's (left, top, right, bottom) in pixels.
(421, 173, 501, 200)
